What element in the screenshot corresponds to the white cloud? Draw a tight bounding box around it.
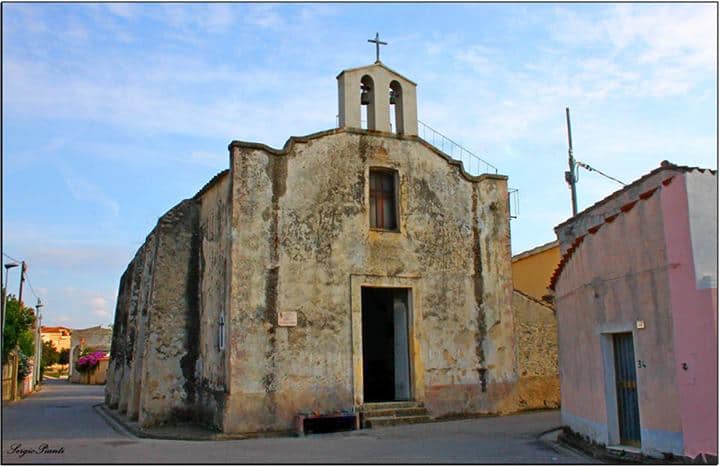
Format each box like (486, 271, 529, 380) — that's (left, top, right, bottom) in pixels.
(26, 244, 131, 271)
(3, 220, 136, 272)
(550, 4, 715, 98)
(3, 54, 333, 147)
(39, 287, 117, 329)
(90, 297, 111, 317)
(2, 3, 716, 262)
(57, 163, 120, 218)
(244, 4, 282, 29)
(105, 3, 136, 20)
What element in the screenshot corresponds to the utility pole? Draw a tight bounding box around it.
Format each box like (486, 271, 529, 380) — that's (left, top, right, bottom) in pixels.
(2, 262, 19, 354)
(564, 107, 578, 216)
(18, 261, 26, 308)
(34, 298, 43, 389)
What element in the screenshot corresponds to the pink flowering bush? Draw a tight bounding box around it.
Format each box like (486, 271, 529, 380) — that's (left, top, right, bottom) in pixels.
(75, 351, 107, 373)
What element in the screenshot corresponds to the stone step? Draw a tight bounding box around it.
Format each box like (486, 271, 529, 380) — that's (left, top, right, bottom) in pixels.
(360, 401, 423, 411)
(360, 407, 428, 418)
(363, 414, 432, 428)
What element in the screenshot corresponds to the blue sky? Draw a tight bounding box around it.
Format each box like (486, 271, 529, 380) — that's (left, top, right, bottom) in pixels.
(2, 3, 717, 329)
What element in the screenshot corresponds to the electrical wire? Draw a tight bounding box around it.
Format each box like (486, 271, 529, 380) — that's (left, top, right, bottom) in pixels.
(2, 252, 22, 264)
(25, 275, 41, 302)
(2, 252, 42, 304)
(576, 161, 626, 186)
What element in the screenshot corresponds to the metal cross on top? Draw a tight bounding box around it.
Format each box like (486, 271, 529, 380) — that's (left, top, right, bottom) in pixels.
(368, 32, 387, 63)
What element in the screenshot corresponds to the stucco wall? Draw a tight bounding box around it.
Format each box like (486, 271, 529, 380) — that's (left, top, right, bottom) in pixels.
(511, 290, 559, 410)
(41, 329, 71, 352)
(512, 242, 560, 300)
(662, 172, 717, 458)
(555, 186, 683, 457)
(555, 169, 671, 254)
(685, 171, 718, 290)
(223, 129, 515, 433)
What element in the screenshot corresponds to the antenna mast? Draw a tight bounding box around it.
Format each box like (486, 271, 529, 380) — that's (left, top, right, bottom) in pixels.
(564, 107, 578, 216)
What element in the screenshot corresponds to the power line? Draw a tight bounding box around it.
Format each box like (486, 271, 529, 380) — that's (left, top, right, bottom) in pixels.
(2, 252, 22, 264)
(576, 161, 626, 186)
(25, 275, 41, 302)
(2, 253, 43, 303)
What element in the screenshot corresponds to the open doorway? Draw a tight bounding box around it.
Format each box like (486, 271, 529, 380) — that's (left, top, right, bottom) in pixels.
(361, 287, 411, 403)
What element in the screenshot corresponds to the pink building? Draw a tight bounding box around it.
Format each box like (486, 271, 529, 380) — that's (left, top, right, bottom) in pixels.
(551, 161, 717, 459)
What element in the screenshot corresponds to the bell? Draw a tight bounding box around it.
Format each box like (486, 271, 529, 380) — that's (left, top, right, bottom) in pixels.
(360, 84, 371, 105)
(389, 89, 399, 105)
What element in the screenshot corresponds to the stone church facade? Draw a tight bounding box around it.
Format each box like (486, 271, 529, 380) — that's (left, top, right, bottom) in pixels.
(106, 61, 552, 433)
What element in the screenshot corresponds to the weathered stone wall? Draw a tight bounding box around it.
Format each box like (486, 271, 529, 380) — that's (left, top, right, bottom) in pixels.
(106, 266, 131, 408)
(225, 141, 276, 433)
(126, 234, 157, 419)
(137, 199, 200, 427)
(195, 172, 230, 429)
(108, 128, 522, 434)
(106, 197, 204, 428)
(117, 234, 156, 414)
(511, 290, 560, 410)
(223, 129, 516, 433)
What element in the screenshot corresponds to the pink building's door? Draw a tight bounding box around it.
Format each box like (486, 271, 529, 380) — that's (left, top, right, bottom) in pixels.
(613, 332, 641, 446)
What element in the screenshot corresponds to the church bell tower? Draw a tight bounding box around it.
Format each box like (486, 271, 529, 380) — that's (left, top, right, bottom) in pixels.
(337, 61, 418, 136)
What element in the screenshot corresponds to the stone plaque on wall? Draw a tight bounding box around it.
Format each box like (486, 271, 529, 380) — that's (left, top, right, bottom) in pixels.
(278, 311, 297, 327)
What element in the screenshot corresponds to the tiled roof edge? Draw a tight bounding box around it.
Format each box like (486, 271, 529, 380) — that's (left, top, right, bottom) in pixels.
(513, 289, 554, 309)
(512, 239, 559, 262)
(549, 176, 673, 291)
(555, 161, 715, 232)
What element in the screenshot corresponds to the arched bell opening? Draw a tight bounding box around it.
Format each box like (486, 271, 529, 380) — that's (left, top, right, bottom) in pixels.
(360, 74, 375, 130)
(389, 80, 404, 135)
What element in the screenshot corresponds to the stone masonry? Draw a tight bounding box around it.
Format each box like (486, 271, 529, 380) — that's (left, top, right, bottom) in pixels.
(106, 61, 556, 434)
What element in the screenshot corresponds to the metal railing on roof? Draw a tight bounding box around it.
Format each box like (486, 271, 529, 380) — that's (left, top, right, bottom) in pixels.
(333, 116, 519, 219)
(333, 117, 499, 175)
(417, 120, 498, 175)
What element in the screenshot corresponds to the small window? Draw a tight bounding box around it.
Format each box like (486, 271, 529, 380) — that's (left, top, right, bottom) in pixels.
(369, 169, 398, 230)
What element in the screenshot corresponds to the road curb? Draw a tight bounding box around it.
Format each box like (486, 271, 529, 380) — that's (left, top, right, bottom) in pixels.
(556, 429, 712, 464)
(93, 404, 256, 441)
(93, 404, 140, 439)
(538, 427, 600, 463)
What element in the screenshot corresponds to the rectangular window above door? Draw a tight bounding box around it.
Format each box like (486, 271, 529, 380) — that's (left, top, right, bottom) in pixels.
(369, 169, 398, 231)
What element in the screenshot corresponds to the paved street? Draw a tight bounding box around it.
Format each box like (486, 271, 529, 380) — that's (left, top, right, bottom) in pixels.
(2, 380, 593, 463)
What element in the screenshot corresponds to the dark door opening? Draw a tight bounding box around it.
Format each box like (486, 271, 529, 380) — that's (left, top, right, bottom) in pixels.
(361, 287, 411, 403)
(613, 332, 641, 446)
